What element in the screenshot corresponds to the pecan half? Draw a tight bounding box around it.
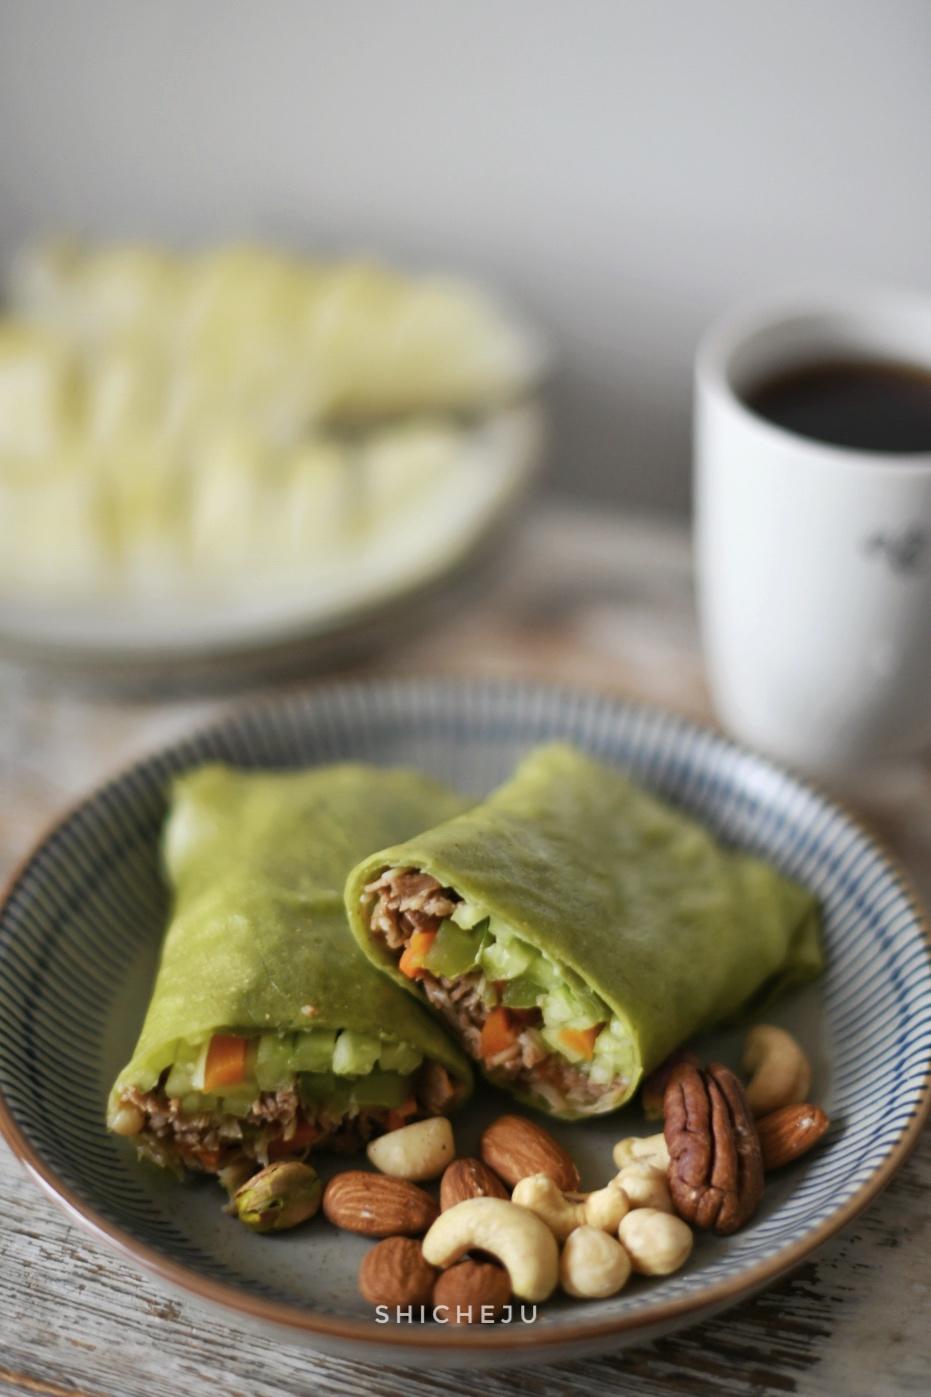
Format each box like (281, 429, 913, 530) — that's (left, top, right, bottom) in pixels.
(663, 1061, 764, 1235)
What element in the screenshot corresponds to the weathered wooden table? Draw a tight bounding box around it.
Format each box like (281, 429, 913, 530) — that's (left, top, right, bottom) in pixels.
(0, 506, 928, 1397)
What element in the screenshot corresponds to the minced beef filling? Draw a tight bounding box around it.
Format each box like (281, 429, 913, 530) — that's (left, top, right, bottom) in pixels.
(120, 1083, 394, 1175)
(364, 867, 618, 1113)
(120, 1057, 457, 1176)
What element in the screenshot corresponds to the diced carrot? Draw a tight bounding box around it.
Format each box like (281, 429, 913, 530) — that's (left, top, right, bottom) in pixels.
(480, 1006, 519, 1061)
(203, 1033, 249, 1092)
(386, 1096, 419, 1132)
(268, 1120, 320, 1159)
(560, 1025, 602, 1061)
(398, 930, 438, 980)
(183, 1147, 221, 1172)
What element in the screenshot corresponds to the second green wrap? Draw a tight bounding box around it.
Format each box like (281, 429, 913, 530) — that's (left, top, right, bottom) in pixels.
(345, 743, 823, 1119)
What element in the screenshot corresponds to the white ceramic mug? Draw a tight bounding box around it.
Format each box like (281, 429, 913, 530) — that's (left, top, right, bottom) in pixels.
(694, 290, 931, 775)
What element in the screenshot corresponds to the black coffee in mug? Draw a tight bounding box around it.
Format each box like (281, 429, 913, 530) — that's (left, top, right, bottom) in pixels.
(744, 358, 931, 453)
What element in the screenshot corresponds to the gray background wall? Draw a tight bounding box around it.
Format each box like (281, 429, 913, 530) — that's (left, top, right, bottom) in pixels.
(1, 0, 929, 512)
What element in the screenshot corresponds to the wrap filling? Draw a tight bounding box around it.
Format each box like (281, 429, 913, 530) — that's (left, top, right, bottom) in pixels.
(364, 867, 634, 1116)
(110, 1026, 461, 1175)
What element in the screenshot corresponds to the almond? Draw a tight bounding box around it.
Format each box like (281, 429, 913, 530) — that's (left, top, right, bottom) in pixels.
(440, 1157, 509, 1210)
(756, 1103, 830, 1170)
(358, 1236, 438, 1307)
(480, 1114, 580, 1192)
(432, 1260, 511, 1323)
(323, 1171, 438, 1237)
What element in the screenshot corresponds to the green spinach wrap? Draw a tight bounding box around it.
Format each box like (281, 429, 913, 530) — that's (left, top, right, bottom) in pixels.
(345, 744, 823, 1120)
(108, 763, 472, 1176)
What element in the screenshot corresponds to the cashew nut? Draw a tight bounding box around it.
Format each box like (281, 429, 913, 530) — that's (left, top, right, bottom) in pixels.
(612, 1132, 670, 1171)
(579, 1178, 630, 1232)
(616, 1162, 673, 1214)
(366, 1117, 454, 1181)
(618, 1207, 693, 1275)
(512, 1173, 584, 1240)
(514, 1173, 631, 1239)
(560, 1225, 632, 1299)
(742, 1025, 811, 1117)
(422, 1197, 559, 1302)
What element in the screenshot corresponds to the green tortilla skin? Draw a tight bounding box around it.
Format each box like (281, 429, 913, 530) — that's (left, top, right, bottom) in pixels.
(113, 763, 473, 1100)
(345, 743, 823, 1111)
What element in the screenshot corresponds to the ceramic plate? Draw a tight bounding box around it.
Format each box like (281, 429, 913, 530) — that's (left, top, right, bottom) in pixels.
(0, 678, 929, 1366)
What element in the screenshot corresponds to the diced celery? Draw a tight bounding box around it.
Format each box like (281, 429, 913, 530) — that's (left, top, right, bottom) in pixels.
(527, 953, 562, 990)
(332, 1030, 381, 1076)
(179, 1092, 204, 1115)
(378, 1038, 423, 1074)
(255, 1033, 295, 1090)
(299, 1069, 409, 1113)
(299, 1072, 352, 1115)
(424, 918, 480, 978)
(163, 1058, 196, 1098)
(450, 900, 486, 929)
(291, 1029, 337, 1074)
(480, 978, 499, 1008)
(163, 1039, 204, 1097)
(298, 1070, 334, 1102)
(502, 975, 543, 1008)
(591, 1025, 637, 1084)
(541, 983, 604, 1029)
(220, 1091, 256, 1117)
(539, 987, 577, 1026)
(597, 1023, 629, 1051)
(480, 933, 533, 980)
(351, 1071, 411, 1109)
(191, 1039, 209, 1091)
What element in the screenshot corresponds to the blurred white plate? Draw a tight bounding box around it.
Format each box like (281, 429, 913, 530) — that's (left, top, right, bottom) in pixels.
(0, 402, 542, 671)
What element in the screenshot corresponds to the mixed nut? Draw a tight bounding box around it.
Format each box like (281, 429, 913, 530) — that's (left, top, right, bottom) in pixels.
(664, 1061, 764, 1234)
(232, 1159, 322, 1232)
(225, 1022, 831, 1322)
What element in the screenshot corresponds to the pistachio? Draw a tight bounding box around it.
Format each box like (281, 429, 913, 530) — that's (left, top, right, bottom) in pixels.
(233, 1161, 322, 1232)
(218, 1159, 258, 1211)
